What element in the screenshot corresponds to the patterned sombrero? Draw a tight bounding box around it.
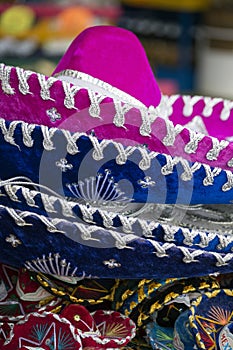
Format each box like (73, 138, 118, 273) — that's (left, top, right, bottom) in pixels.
(0, 26, 233, 173)
(189, 289, 233, 350)
(0, 25, 233, 280)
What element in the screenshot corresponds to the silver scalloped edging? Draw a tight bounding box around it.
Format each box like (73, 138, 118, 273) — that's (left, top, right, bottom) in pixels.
(2, 184, 233, 260)
(1, 63, 233, 166)
(0, 118, 232, 191)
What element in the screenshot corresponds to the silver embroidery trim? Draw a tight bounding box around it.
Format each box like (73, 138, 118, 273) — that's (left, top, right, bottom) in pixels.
(3, 183, 233, 258)
(25, 253, 80, 277)
(0, 63, 14, 95)
(16, 67, 32, 95)
(61, 81, 80, 110)
(206, 139, 229, 161)
(37, 75, 56, 101)
(0, 64, 233, 166)
(184, 130, 205, 154)
(0, 118, 232, 190)
(54, 69, 145, 108)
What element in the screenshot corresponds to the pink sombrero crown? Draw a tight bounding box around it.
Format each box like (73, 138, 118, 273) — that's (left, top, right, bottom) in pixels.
(53, 25, 161, 107)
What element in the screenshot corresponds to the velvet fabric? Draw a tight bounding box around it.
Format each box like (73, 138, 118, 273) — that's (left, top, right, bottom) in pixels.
(53, 26, 161, 108)
(0, 118, 233, 279)
(173, 310, 196, 349)
(2, 312, 83, 349)
(0, 27, 232, 171)
(189, 289, 233, 350)
(0, 119, 233, 205)
(1, 205, 233, 279)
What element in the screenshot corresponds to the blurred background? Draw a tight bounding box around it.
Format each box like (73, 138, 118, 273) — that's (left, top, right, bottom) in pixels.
(0, 0, 232, 98)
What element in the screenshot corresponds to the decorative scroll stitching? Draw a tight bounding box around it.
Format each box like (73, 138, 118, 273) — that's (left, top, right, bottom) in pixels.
(88, 135, 110, 161)
(184, 130, 205, 154)
(37, 75, 56, 101)
(25, 253, 79, 277)
(154, 95, 179, 119)
(113, 101, 132, 128)
(195, 230, 217, 248)
(180, 160, 202, 181)
(211, 252, 233, 267)
(222, 171, 233, 192)
(140, 107, 157, 136)
(161, 155, 180, 175)
(41, 125, 57, 151)
(0, 119, 21, 148)
(206, 139, 229, 161)
(138, 147, 158, 171)
(88, 90, 106, 118)
(179, 247, 206, 263)
(41, 194, 57, 214)
(162, 121, 183, 147)
(62, 81, 81, 110)
(147, 240, 175, 258)
(21, 122, 35, 147)
(16, 67, 33, 95)
(220, 100, 233, 121)
(0, 64, 14, 95)
(61, 130, 82, 155)
(202, 165, 222, 186)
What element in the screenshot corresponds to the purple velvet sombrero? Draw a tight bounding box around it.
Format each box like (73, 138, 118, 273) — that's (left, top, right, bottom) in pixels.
(0, 25, 233, 171)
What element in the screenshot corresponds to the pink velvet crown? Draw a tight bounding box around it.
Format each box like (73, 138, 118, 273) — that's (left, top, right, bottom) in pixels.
(53, 25, 161, 107)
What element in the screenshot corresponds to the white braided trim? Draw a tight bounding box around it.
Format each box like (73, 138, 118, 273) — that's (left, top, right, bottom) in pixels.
(1, 64, 233, 165)
(162, 224, 233, 252)
(0, 203, 141, 250)
(3, 184, 233, 255)
(2, 201, 233, 267)
(0, 118, 232, 191)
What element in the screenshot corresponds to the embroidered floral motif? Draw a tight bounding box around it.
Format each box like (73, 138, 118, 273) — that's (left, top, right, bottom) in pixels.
(66, 169, 130, 208)
(24, 253, 82, 278)
(56, 158, 73, 172)
(46, 107, 62, 122)
(5, 234, 22, 248)
(103, 259, 121, 269)
(138, 176, 156, 188)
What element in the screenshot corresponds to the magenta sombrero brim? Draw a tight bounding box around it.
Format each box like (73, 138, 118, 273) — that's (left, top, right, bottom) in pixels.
(0, 64, 233, 171)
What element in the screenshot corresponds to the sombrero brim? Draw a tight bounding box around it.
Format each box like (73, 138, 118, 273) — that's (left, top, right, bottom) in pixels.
(0, 63, 233, 171)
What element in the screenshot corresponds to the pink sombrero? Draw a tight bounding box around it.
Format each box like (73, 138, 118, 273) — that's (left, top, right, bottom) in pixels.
(0, 25, 233, 171)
